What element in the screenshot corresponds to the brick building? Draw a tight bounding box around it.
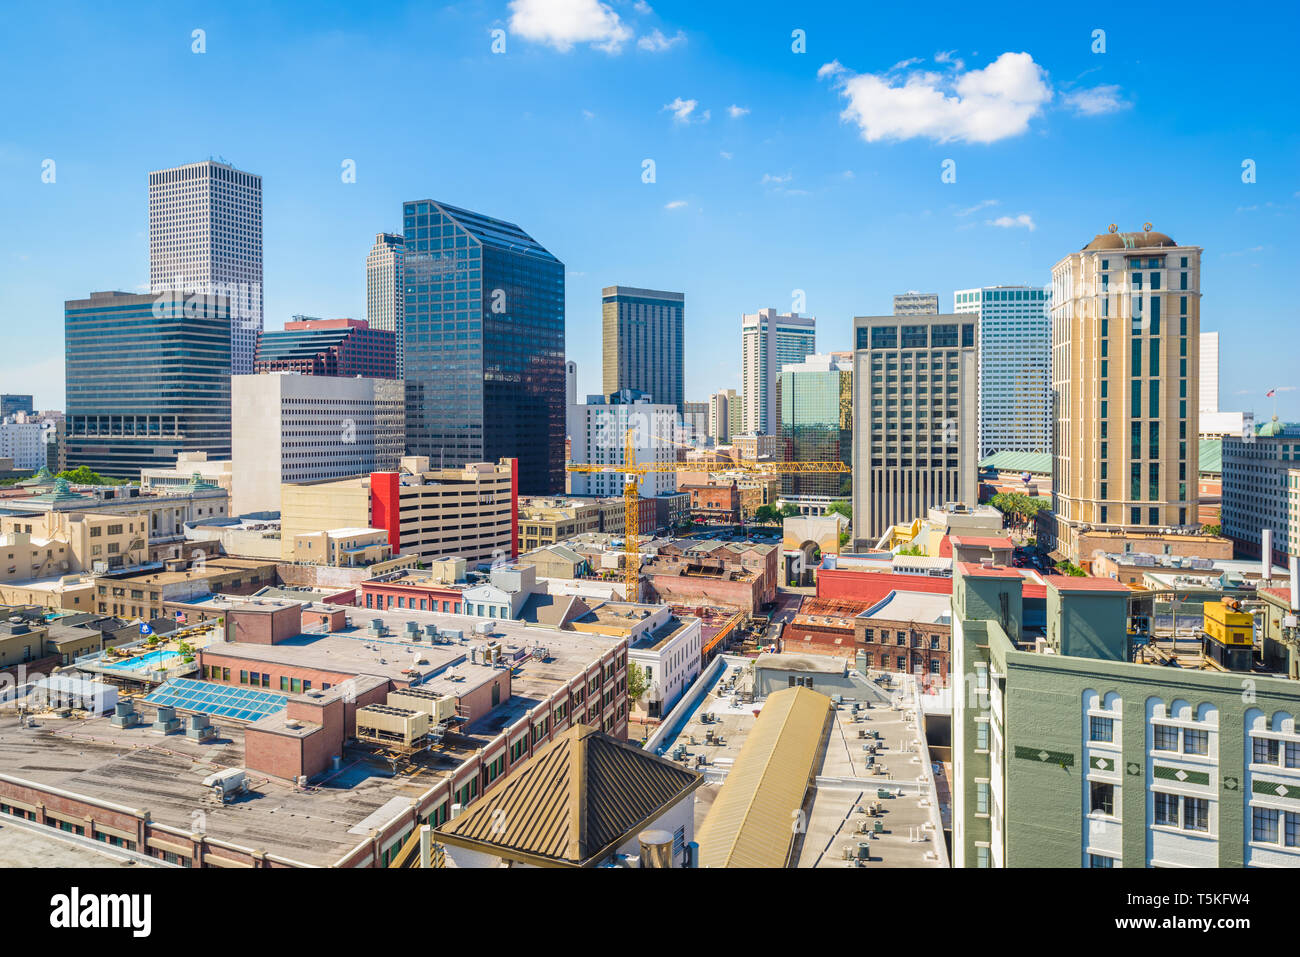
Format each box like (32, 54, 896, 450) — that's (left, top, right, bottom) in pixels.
(680, 481, 741, 523)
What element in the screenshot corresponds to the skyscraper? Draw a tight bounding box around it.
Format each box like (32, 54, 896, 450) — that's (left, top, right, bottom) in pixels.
(892, 292, 940, 316)
(149, 160, 263, 374)
(1199, 330, 1220, 414)
(1047, 226, 1201, 563)
(955, 285, 1052, 456)
(708, 389, 738, 443)
(401, 200, 564, 495)
(0, 395, 33, 419)
(777, 353, 853, 511)
(64, 290, 231, 477)
(850, 313, 978, 545)
(367, 232, 405, 376)
(741, 308, 816, 435)
(601, 286, 685, 413)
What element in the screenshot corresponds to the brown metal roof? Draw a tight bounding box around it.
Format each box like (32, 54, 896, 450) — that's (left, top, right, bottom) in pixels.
(695, 686, 833, 868)
(435, 724, 701, 867)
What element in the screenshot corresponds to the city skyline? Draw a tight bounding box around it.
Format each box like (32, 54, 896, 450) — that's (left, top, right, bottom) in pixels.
(2, 2, 1296, 418)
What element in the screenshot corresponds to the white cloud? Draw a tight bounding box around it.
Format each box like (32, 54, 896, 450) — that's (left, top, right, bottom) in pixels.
(664, 97, 706, 124)
(987, 213, 1036, 231)
(1062, 84, 1130, 116)
(934, 49, 964, 70)
(582, 109, 595, 119)
(761, 172, 792, 185)
(637, 28, 684, 52)
(508, 0, 633, 53)
(664, 199, 688, 209)
(719, 150, 733, 160)
(821, 52, 1052, 144)
(888, 57, 923, 72)
(957, 199, 998, 216)
(634, 0, 653, 12)
(728, 104, 750, 118)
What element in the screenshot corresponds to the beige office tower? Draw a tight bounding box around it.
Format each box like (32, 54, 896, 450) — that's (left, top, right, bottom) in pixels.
(366, 232, 405, 375)
(709, 388, 739, 443)
(850, 314, 978, 546)
(601, 286, 685, 413)
(1047, 226, 1201, 564)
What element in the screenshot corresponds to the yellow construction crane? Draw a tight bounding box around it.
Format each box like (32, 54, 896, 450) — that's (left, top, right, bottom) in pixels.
(565, 429, 850, 597)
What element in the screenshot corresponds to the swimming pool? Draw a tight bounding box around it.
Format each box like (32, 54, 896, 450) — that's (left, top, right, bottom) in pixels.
(100, 649, 182, 672)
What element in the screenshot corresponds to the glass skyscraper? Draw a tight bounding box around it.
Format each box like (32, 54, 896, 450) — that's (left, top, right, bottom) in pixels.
(64, 290, 232, 477)
(777, 354, 853, 508)
(954, 285, 1052, 457)
(400, 200, 564, 495)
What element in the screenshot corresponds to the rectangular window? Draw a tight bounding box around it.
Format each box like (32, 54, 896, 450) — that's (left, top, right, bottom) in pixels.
(1183, 728, 1209, 756)
(1154, 791, 1179, 827)
(1183, 797, 1209, 832)
(1089, 716, 1114, 743)
(1254, 737, 1280, 766)
(1153, 724, 1179, 751)
(1286, 741, 1300, 769)
(1253, 806, 1280, 844)
(1090, 781, 1115, 816)
(976, 781, 989, 815)
(1089, 854, 1115, 868)
(976, 721, 989, 751)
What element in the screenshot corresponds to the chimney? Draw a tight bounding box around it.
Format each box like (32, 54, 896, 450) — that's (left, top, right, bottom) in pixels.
(1262, 529, 1274, 581)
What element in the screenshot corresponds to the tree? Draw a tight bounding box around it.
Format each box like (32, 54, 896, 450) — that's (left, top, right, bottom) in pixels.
(825, 500, 852, 520)
(779, 502, 801, 518)
(753, 504, 779, 524)
(1055, 560, 1087, 577)
(897, 544, 924, 557)
(1202, 523, 1221, 537)
(989, 491, 1049, 529)
(56, 465, 126, 486)
(626, 661, 648, 702)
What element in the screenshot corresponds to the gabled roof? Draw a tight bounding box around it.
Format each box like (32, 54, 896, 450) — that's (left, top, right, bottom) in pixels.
(978, 450, 1052, 475)
(436, 724, 701, 867)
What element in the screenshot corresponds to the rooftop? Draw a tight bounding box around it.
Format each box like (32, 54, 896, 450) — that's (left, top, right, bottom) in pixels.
(1047, 575, 1134, 593)
(861, 590, 953, 625)
(0, 709, 467, 867)
(754, 652, 847, 675)
(435, 724, 700, 868)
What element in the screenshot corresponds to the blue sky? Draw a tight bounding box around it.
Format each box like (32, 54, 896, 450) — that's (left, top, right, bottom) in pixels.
(1, 0, 1297, 418)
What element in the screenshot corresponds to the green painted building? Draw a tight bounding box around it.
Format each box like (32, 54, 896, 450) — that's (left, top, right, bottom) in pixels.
(953, 562, 1300, 867)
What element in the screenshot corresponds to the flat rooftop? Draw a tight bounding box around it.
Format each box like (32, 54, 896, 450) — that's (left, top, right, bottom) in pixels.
(205, 633, 467, 683)
(672, 663, 945, 868)
(0, 818, 149, 868)
(0, 708, 476, 867)
(754, 652, 846, 675)
(861, 591, 952, 625)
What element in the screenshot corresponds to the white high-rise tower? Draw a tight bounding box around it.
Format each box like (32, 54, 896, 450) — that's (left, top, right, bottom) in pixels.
(149, 160, 264, 374)
(741, 308, 815, 435)
(955, 285, 1053, 457)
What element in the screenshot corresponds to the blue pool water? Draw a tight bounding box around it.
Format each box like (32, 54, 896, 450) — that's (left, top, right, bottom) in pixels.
(101, 649, 182, 672)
